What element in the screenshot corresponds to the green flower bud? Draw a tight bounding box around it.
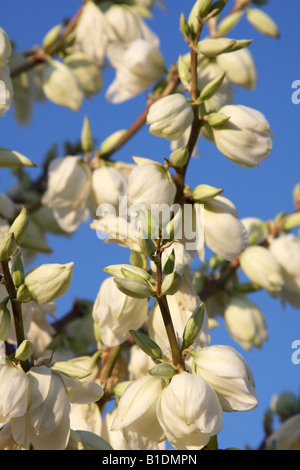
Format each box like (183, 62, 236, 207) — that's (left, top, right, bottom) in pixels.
(113, 381, 132, 397)
(0, 298, 11, 341)
(197, 38, 236, 57)
(293, 183, 300, 208)
(139, 209, 159, 240)
(148, 362, 176, 379)
(9, 207, 29, 246)
(206, 112, 231, 127)
(182, 302, 205, 350)
(14, 340, 34, 362)
(0, 148, 36, 168)
(227, 39, 253, 53)
(271, 392, 300, 422)
(161, 208, 182, 243)
(217, 11, 244, 35)
(0, 232, 17, 261)
(170, 147, 189, 168)
(179, 12, 191, 38)
(162, 249, 175, 275)
(98, 130, 127, 157)
(12, 253, 25, 288)
(192, 184, 223, 201)
(16, 284, 33, 303)
(199, 73, 226, 101)
(129, 329, 164, 360)
(282, 213, 300, 232)
(130, 250, 147, 269)
(42, 23, 63, 50)
(114, 277, 153, 299)
(104, 264, 155, 283)
(161, 271, 183, 296)
(188, 0, 212, 33)
(51, 360, 92, 380)
(246, 7, 280, 38)
(81, 115, 93, 154)
(177, 55, 191, 86)
(138, 227, 156, 258)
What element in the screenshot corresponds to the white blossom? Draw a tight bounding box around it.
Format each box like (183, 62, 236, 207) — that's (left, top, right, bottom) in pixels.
(212, 105, 273, 167)
(42, 156, 92, 233)
(269, 234, 300, 308)
(192, 345, 258, 412)
(92, 277, 148, 347)
(239, 245, 284, 292)
(224, 294, 268, 351)
(106, 39, 165, 103)
(147, 94, 194, 141)
(156, 372, 223, 450)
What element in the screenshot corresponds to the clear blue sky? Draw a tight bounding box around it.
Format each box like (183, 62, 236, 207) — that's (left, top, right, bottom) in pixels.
(1, 0, 300, 450)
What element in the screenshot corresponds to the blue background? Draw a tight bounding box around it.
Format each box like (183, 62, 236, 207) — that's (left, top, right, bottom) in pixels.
(1, 0, 300, 450)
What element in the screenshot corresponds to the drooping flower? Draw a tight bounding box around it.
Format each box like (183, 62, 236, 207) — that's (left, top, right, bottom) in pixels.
(147, 94, 194, 141)
(92, 277, 148, 347)
(211, 104, 273, 167)
(156, 371, 223, 450)
(106, 39, 165, 103)
(42, 156, 92, 232)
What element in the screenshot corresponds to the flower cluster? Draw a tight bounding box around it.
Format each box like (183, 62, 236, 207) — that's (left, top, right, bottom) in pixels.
(1, 0, 298, 454)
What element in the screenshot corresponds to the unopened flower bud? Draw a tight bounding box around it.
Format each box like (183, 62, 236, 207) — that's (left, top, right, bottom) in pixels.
(192, 184, 223, 202)
(170, 147, 189, 168)
(271, 392, 300, 422)
(188, 0, 212, 29)
(138, 227, 156, 258)
(42, 23, 63, 50)
(147, 94, 194, 141)
(217, 11, 244, 35)
(198, 38, 236, 57)
(293, 183, 300, 209)
(246, 8, 280, 38)
(114, 277, 153, 299)
(81, 115, 93, 154)
(9, 207, 29, 246)
(162, 249, 175, 275)
(199, 73, 226, 101)
(14, 340, 34, 362)
(0, 232, 17, 261)
(0, 148, 36, 169)
(0, 298, 11, 341)
(148, 362, 176, 379)
(24, 262, 74, 304)
(16, 284, 32, 303)
(161, 271, 183, 296)
(182, 302, 205, 350)
(51, 360, 92, 380)
(129, 329, 164, 360)
(104, 264, 155, 283)
(12, 253, 25, 288)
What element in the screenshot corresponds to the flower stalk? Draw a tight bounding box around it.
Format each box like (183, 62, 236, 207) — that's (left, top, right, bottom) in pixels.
(0, 260, 30, 372)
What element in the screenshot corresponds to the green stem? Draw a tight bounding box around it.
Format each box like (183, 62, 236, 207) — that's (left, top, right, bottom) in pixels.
(154, 250, 183, 368)
(156, 296, 183, 368)
(1, 261, 30, 372)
